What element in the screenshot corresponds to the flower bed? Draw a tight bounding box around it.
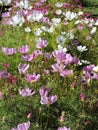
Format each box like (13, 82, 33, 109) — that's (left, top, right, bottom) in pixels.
(0, 0, 98, 130)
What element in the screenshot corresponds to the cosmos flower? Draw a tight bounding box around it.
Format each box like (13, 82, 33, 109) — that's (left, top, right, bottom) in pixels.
(77, 45, 88, 52)
(11, 121, 30, 130)
(2, 47, 17, 55)
(41, 95, 57, 105)
(18, 45, 29, 54)
(57, 126, 70, 130)
(36, 38, 48, 49)
(18, 63, 29, 74)
(60, 70, 73, 77)
(51, 63, 65, 72)
(39, 86, 57, 105)
(25, 73, 40, 83)
(19, 87, 35, 97)
(39, 86, 51, 97)
(10, 14, 25, 27)
(24, 27, 31, 33)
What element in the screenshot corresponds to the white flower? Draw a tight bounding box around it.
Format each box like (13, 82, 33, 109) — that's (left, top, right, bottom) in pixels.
(58, 44, 67, 52)
(24, 27, 31, 33)
(55, 9, 62, 15)
(16, 0, 32, 10)
(55, 2, 63, 7)
(77, 45, 88, 52)
(78, 60, 90, 65)
(74, 20, 82, 24)
(67, 32, 74, 39)
(63, 11, 78, 21)
(90, 27, 97, 34)
(34, 28, 42, 36)
(1, 0, 11, 5)
(27, 11, 43, 22)
(51, 18, 61, 27)
(93, 66, 98, 72)
(95, 20, 98, 26)
(78, 11, 83, 16)
(56, 35, 66, 45)
(41, 26, 55, 33)
(10, 14, 25, 27)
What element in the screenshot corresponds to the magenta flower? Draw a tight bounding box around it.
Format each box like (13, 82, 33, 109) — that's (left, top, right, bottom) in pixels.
(41, 95, 57, 105)
(80, 93, 86, 101)
(11, 121, 30, 130)
(18, 45, 29, 54)
(2, 47, 17, 55)
(0, 70, 10, 79)
(36, 38, 48, 49)
(51, 63, 65, 72)
(0, 92, 3, 99)
(3, 63, 10, 68)
(57, 126, 70, 130)
(25, 73, 40, 83)
(39, 86, 51, 96)
(60, 70, 73, 77)
(19, 87, 35, 97)
(18, 63, 29, 74)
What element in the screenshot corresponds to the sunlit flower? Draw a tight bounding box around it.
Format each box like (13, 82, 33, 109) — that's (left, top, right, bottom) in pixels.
(19, 87, 35, 97)
(11, 121, 30, 130)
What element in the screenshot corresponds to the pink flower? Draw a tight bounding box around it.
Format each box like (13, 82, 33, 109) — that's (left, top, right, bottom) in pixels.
(39, 86, 57, 105)
(2, 47, 17, 55)
(57, 126, 70, 130)
(18, 63, 29, 74)
(39, 86, 51, 97)
(25, 73, 40, 83)
(11, 121, 30, 130)
(41, 95, 57, 105)
(51, 63, 65, 72)
(18, 45, 29, 54)
(60, 70, 73, 77)
(0, 92, 3, 99)
(80, 93, 86, 101)
(19, 87, 35, 97)
(36, 38, 48, 49)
